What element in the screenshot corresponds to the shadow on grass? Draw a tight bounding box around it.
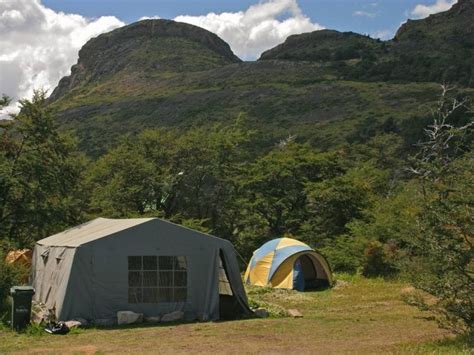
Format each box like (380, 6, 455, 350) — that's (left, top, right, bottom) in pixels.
(94, 313, 266, 331)
(406, 333, 473, 353)
(1, 313, 267, 337)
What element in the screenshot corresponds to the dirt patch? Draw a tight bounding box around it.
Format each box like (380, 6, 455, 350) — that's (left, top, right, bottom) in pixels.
(18, 344, 98, 355)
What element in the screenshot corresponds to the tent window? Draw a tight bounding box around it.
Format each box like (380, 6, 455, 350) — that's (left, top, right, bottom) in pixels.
(128, 256, 187, 304)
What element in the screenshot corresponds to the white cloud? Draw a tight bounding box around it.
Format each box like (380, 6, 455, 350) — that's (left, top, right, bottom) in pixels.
(411, 0, 457, 19)
(0, 0, 124, 116)
(371, 30, 393, 40)
(139, 15, 161, 21)
(174, 0, 324, 60)
(353, 10, 377, 18)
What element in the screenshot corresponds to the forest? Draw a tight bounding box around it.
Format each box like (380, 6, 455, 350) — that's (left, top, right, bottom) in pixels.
(0, 86, 472, 334)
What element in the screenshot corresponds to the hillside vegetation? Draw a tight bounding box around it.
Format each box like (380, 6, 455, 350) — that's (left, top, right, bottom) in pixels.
(48, 0, 474, 156)
(261, 0, 474, 85)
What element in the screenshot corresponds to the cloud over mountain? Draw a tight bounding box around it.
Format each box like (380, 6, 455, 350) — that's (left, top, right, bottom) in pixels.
(411, 0, 457, 19)
(0, 0, 124, 114)
(0, 0, 323, 115)
(174, 0, 324, 60)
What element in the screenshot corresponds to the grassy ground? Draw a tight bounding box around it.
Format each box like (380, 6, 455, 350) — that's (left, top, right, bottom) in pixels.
(0, 275, 470, 354)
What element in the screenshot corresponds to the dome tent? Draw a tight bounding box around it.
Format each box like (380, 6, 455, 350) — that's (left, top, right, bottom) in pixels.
(244, 238, 332, 291)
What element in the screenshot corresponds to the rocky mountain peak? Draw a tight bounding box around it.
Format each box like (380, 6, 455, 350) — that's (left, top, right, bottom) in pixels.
(50, 20, 240, 101)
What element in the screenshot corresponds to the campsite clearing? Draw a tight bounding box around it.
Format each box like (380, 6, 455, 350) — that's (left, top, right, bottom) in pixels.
(0, 275, 470, 354)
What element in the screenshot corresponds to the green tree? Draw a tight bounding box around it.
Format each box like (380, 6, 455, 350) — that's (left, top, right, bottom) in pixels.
(405, 87, 473, 333)
(159, 120, 254, 235)
(87, 118, 255, 242)
(305, 171, 369, 243)
(306, 134, 406, 273)
(237, 141, 342, 248)
(0, 95, 10, 109)
(0, 91, 87, 247)
(302, 165, 374, 273)
(87, 138, 158, 217)
(349, 182, 421, 276)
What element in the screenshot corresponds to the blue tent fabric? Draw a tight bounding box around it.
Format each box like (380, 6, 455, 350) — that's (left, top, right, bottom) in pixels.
(292, 259, 305, 291)
(249, 238, 282, 269)
(267, 244, 312, 280)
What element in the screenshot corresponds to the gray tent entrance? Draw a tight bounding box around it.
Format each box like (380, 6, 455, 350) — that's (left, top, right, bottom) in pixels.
(218, 250, 247, 319)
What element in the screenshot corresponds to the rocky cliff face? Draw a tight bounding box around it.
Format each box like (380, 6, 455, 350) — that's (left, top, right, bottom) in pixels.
(395, 0, 474, 40)
(50, 20, 241, 101)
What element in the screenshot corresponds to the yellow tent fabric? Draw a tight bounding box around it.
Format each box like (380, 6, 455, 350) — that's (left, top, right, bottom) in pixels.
(247, 251, 274, 286)
(275, 238, 306, 249)
(269, 253, 296, 289)
(245, 238, 332, 290)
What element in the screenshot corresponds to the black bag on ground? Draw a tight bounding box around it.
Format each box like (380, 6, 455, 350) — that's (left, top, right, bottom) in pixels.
(44, 321, 70, 335)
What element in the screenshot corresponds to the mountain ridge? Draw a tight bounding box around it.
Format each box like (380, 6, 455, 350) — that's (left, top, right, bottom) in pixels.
(48, 0, 474, 156)
(260, 0, 473, 85)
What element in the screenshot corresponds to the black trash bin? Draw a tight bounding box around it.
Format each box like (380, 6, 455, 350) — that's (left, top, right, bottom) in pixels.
(10, 286, 35, 331)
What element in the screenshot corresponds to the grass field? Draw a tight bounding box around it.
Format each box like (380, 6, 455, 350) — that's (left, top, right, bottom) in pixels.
(0, 275, 471, 354)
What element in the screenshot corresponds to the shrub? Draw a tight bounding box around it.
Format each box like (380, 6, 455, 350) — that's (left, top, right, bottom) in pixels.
(320, 235, 365, 274)
(361, 240, 399, 277)
(247, 297, 288, 318)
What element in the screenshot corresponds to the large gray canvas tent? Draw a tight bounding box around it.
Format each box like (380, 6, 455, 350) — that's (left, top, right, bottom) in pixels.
(31, 217, 251, 322)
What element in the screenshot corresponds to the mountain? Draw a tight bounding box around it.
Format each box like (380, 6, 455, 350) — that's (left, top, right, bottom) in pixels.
(49, 2, 474, 156)
(50, 20, 240, 101)
(259, 30, 384, 62)
(260, 0, 474, 85)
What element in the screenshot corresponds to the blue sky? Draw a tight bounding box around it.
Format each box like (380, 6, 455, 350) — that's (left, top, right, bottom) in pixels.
(42, 0, 443, 39)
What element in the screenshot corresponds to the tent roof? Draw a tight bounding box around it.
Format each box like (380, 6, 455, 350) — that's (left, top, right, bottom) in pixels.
(37, 217, 154, 247)
(249, 237, 313, 276)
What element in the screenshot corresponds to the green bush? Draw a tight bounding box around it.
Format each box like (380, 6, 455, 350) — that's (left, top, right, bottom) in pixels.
(247, 297, 288, 318)
(245, 285, 289, 317)
(361, 240, 399, 277)
(320, 235, 365, 274)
